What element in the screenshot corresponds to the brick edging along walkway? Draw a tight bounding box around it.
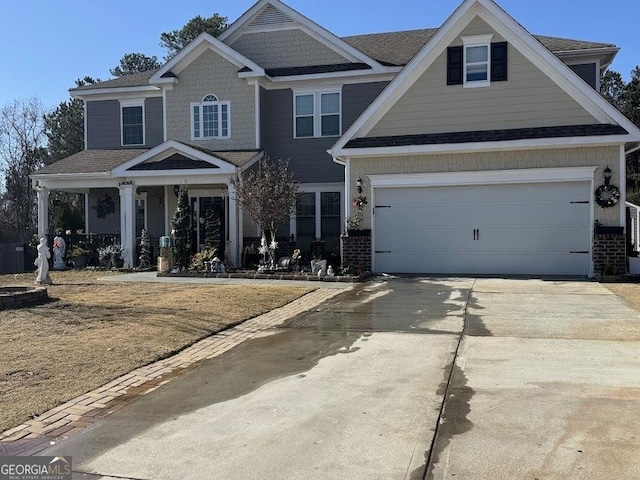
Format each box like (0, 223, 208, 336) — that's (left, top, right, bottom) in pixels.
(0, 287, 346, 456)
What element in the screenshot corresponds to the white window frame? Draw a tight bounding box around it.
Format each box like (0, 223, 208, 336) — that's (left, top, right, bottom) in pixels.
(290, 184, 345, 240)
(293, 88, 342, 139)
(462, 34, 493, 88)
(120, 99, 145, 146)
(191, 94, 231, 141)
(135, 192, 148, 236)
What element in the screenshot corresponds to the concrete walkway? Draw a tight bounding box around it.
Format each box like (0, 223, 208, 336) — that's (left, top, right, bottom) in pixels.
(32, 277, 640, 479)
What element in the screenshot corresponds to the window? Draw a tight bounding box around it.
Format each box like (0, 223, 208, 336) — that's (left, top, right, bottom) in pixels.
(296, 193, 316, 238)
(462, 35, 493, 87)
(191, 94, 230, 140)
(293, 191, 342, 240)
(447, 35, 507, 87)
(320, 192, 341, 239)
(294, 90, 341, 138)
(135, 194, 147, 237)
(121, 101, 144, 146)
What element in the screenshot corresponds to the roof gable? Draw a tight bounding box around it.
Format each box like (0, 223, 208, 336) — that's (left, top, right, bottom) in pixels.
(149, 33, 265, 84)
(332, 0, 640, 154)
(219, 0, 382, 70)
(112, 141, 243, 177)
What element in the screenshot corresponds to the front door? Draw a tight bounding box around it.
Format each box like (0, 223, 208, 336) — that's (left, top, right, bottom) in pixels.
(191, 197, 225, 258)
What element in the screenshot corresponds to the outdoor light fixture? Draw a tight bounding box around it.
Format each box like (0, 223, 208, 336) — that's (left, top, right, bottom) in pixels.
(356, 177, 363, 194)
(604, 167, 612, 186)
(174, 185, 180, 197)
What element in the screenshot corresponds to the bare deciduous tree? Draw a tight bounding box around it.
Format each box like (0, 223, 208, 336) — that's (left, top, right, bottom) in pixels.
(231, 157, 299, 269)
(0, 98, 48, 236)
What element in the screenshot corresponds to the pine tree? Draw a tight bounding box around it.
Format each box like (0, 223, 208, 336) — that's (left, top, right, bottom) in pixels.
(171, 186, 192, 270)
(204, 207, 221, 257)
(138, 229, 152, 269)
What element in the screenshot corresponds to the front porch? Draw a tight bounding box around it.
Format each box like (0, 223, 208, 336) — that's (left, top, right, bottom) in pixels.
(31, 141, 263, 268)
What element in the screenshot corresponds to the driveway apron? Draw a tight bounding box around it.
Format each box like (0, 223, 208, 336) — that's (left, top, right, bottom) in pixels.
(41, 277, 471, 480)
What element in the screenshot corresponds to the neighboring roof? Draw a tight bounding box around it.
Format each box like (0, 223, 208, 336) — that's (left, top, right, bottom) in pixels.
(34, 149, 149, 175)
(342, 29, 617, 66)
(265, 63, 372, 77)
(344, 124, 629, 149)
(72, 70, 159, 91)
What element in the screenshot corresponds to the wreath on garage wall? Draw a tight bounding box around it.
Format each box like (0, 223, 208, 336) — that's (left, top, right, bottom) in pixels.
(595, 184, 621, 208)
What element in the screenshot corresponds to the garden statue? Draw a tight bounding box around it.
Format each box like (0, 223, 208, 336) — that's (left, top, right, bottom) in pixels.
(35, 238, 52, 285)
(210, 257, 226, 274)
(53, 235, 66, 270)
(327, 265, 335, 277)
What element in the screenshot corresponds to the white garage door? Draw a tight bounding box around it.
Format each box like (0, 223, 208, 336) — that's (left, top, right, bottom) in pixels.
(374, 181, 591, 276)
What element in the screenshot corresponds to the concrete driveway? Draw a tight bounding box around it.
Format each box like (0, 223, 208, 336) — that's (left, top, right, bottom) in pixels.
(40, 277, 640, 480)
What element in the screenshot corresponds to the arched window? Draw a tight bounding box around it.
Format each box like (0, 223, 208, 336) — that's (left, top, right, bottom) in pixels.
(191, 94, 230, 139)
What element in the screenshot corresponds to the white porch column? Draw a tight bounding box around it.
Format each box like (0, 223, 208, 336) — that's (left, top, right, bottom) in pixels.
(118, 182, 136, 268)
(227, 183, 239, 267)
(36, 188, 49, 238)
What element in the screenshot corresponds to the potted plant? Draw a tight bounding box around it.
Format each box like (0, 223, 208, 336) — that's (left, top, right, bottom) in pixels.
(346, 195, 371, 236)
(98, 244, 124, 269)
(70, 246, 91, 269)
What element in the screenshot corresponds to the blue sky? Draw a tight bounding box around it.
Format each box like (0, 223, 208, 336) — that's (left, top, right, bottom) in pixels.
(1, 0, 638, 110)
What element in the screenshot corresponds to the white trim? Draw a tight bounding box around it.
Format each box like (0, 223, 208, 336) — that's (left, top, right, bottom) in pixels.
(136, 192, 149, 235)
(71, 86, 161, 100)
(219, 0, 382, 70)
(462, 34, 493, 88)
(293, 87, 342, 139)
(627, 144, 640, 155)
(162, 88, 167, 142)
(620, 145, 627, 228)
(111, 140, 239, 176)
(149, 32, 265, 83)
(254, 82, 261, 148)
(331, 0, 640, 154)
(83, 101, 88, 150)
(259, 71, 400, 89)
(368, 166, 598, 188)
(119, 99, 145, 147)
(334, 135, 632, 159)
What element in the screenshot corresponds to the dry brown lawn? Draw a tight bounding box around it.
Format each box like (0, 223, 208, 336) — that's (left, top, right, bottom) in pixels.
(0, 270, 312, 433)
(605, 282, 640, 313)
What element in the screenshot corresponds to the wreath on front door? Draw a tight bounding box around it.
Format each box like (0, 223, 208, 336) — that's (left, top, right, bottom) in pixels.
(594, 184, 621, 208)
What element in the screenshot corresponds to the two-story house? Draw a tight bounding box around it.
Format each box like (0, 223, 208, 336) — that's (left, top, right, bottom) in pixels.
(32, 0, 640, 276)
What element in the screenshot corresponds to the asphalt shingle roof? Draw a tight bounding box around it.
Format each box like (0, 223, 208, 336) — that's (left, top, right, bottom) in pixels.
(345, 124, 628, 149)
(33, 145, 263, 175)
(34, 149, 149, 175)
(342, 29, 617, 66)
(72, 30, 616, 90)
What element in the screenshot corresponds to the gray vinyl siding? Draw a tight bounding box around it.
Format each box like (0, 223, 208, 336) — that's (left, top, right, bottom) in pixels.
(145, 98, 164, 146)
(87, 188, 120, 234)
(261, 82, 388, 184)
(568, 63, 597, 90)
(86, 97, 163, 149)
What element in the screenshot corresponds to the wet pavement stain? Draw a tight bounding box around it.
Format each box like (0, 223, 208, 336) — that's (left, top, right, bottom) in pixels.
(52, 327, 364, 463)
(421, 364, 475, 480)
(465, 293, 492, 337)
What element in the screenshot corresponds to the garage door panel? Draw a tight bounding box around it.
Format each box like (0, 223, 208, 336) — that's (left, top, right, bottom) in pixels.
(374, 181, 591, 276)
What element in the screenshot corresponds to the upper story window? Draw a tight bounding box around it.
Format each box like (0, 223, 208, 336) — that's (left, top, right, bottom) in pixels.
(294, 89, 341, 139)
(191, 94, 230, 140)
(447, 35, 508, 87)
(462, 35, 493, 87)
(120, 100, 145, 146)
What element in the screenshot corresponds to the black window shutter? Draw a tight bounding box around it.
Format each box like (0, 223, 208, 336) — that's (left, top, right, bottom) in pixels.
(447, 46, 463, 85)
(491, 42, 508, 82)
